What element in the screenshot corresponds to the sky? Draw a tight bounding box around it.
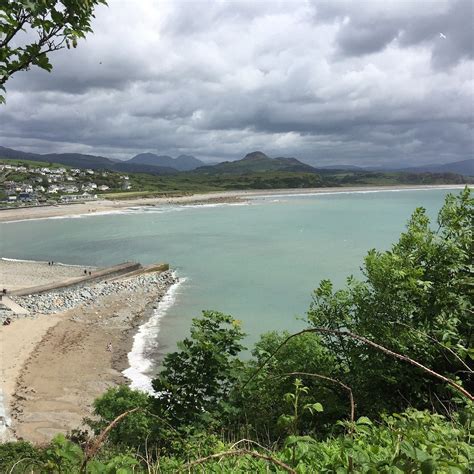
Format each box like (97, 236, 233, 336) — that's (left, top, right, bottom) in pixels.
(1, 0, 473, 166)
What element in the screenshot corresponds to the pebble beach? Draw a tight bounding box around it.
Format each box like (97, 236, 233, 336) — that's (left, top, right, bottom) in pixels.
(0, 258, 177, 443)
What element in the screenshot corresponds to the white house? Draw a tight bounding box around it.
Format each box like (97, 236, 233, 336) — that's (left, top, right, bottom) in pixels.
(60, 192, 97, 203)
(82, 182, 97, 191)
(63, 185, 79, 193)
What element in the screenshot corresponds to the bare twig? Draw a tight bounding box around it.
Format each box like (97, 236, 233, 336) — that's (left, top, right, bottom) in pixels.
(395, 321, 473, 373)
(0, 11, 32, 49)
(180, 449, 296, 473)
(317, 328, 474, 402)
(242, 329, 315, 390)
(8, 457, 39, 474)
(243, 328, 473, 402)
(0, 21, 66, 86)
(229, 438, 272, 453)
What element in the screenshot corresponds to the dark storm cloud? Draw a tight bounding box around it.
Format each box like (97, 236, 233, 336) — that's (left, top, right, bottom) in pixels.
(0, 0, 472, 166)
(318, 0, 473, 68)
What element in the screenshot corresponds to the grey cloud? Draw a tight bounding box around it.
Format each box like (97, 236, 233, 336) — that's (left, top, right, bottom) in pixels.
(336, 22, 400, 57)
(0, 0, 472, 167)
(319, 0, 473, 68)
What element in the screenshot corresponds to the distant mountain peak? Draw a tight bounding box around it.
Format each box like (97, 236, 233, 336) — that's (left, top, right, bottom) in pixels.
(194, 151, 318, 175)
(242, 151, 269, 161)
(127, 152, 204, 171)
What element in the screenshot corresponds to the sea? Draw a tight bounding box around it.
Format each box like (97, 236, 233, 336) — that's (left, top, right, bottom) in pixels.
(0, 187, 462, 391)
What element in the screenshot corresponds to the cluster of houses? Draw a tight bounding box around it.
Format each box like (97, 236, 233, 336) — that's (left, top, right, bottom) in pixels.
(0, 163, 131, 205)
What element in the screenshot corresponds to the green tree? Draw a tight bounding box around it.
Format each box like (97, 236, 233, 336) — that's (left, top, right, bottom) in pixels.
(90, 385, 153, 448)
(233, 331, 340, 440)
(0, 0, 106, 102)
(152, 310, 246, 427)
(308, 187, 473, 416)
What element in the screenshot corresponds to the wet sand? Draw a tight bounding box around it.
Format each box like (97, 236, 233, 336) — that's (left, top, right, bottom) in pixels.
(0, 260, 174, 444)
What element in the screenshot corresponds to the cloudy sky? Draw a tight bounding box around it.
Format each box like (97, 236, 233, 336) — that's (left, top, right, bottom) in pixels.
(1, 0, 473, 166)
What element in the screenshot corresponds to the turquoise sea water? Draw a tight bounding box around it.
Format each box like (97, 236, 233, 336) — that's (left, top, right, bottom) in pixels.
(0, 188, 461, 385)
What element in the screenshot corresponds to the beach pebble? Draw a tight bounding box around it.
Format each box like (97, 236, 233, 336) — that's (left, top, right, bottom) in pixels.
(10, 271, 178, 316)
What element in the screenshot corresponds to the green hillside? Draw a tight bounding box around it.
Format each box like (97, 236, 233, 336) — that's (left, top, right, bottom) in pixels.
(1, 154, 472, 207)
(195, 151, 318, 174)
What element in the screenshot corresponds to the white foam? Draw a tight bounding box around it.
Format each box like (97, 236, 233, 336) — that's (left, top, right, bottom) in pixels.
(177, 201, 251, 210)
(1, 256, 49, 264)
(0, 201, 253, 224)
(122, 274, 186, 393)
(246, 185, 466, 201)
(1, 186, 466, 224)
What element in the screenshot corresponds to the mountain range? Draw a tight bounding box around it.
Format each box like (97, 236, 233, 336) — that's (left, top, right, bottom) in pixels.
(194, 151, 318, 174)
(0, 147, 204, 174)
(397, 159, 474, 176)
(0, 146, 472, 176)
(128, 153, 204, 171)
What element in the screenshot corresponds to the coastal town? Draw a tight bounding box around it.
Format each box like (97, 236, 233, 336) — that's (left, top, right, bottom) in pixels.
(0, 161, 131, 206)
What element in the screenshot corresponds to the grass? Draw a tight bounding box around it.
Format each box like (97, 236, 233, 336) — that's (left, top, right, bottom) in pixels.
(0, 157, 70, 169)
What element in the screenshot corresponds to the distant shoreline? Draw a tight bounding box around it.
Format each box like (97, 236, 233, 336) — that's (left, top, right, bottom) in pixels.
(0, 184, 469, 223)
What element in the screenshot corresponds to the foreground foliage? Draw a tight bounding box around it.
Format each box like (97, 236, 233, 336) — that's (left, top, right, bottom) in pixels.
(1, 188, 472, 473)
(1, 408, 472, 472)
(0, 0, 106, 102)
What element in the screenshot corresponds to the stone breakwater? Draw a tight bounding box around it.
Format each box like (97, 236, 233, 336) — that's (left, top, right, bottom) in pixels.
(7, 271, 177, 317)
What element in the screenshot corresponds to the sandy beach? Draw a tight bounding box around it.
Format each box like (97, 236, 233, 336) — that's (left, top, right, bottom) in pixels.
(0, 259, 176, 443)
(0, 185, 468, 223)
(0, 259, 95, 291)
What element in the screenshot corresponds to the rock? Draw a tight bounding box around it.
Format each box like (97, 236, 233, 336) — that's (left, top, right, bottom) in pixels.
(12, 270, 178, 316)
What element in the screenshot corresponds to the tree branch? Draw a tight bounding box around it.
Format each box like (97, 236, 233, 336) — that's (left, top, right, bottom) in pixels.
(180, 449, 296, 473)
(395, 321, 473, 374)
(81, 407, 141, 472)
(0, 10, 31, 49)
(0, 20, 67, 86)
(243, 328, 473, 402)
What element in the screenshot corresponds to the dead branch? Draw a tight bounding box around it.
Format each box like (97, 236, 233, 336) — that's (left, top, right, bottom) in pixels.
(229, 438, 272, 453)
(180, 449, 296, 473)
(81, 407, 141, 472)
(317, 328, 474, 402)
(8, 457, 39, 474)
(395, 321, 473, 373)
(243, 328, 473, 402)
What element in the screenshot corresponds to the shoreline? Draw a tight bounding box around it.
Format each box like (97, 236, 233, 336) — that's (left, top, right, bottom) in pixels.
(122, 274, 185, 393)
(0, 260, 177, 443)
(0, 184, 468, 223)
